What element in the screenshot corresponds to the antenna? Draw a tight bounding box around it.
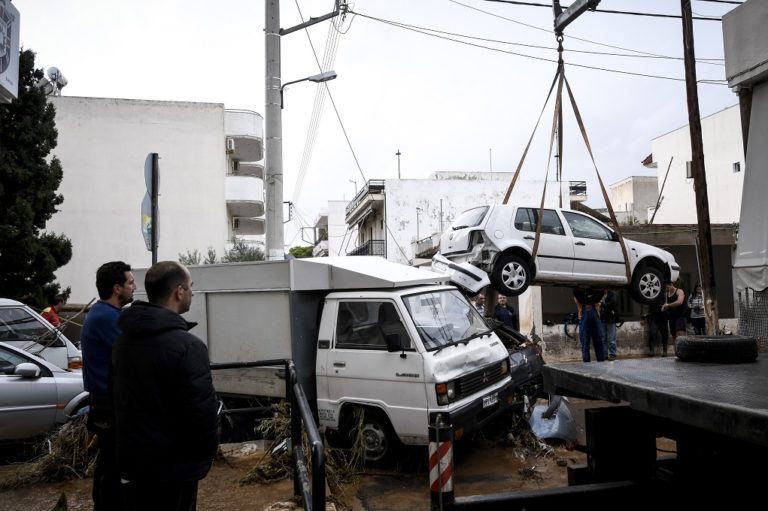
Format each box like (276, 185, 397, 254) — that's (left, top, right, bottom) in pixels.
(42, 67, 68, 96)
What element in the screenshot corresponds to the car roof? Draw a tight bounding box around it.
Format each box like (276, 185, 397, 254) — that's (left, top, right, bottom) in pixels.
(0, 298, 25, 306)
(0, 341, 64, 373)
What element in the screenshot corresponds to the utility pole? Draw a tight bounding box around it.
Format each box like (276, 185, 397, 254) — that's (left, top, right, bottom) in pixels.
(264, 1, 340, 260)
(681, 0, 719, 334)
(265, 0, 284, 261)
(396, 149, 401, 179)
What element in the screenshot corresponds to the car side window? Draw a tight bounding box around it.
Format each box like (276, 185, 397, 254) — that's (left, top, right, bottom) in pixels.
(335, 301, 412, 350)
(514, 208, 565, 236)
(562, 212, 613, 241)
(0, 346, 28, 375)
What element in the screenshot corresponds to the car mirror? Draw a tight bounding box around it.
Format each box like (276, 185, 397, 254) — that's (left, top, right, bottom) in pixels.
(14, 363, 41, 378)
(385, 333, 404, 353)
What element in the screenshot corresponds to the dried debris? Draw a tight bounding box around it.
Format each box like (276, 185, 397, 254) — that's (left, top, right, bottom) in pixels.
(0, 416, 95, 490)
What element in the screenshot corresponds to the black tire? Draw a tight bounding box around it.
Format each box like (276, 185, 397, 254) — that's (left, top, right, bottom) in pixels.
(491, 254, 531, 297)
(332, 407, 400, 466)
(630, 265, 664, 304)
(675, 335, 758, 363)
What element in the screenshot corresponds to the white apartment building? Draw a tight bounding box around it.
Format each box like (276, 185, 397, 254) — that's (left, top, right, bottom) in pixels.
(47, 97, 264, 303)
(647, 104, 745, 224)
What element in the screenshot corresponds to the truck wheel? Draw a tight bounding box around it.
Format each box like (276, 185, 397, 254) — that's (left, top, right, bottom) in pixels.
(361, 409, 398, 465)
(491, 254, 530, 297)
(630, 265, 664, 304)
(675, 335, 758, 363)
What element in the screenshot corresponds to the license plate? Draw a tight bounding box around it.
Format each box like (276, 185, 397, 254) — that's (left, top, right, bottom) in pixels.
(482, 393, 499, 408)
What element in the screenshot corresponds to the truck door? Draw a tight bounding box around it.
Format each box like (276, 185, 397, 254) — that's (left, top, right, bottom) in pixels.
(323, 300, 427, 440)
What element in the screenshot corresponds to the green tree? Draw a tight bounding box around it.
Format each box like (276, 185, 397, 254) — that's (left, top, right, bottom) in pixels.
(222, 237, 264, 263)
(178, 249, 202, 266)
(0, 50, 72, 307)
(289, 245, 314, 259)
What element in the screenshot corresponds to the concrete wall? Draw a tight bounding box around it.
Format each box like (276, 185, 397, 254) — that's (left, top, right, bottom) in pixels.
(327, 200, 350, 257)
(651, 105, 745, 224)
(48, 97, 230, 303)
(610, 176, 658, 223)
(382, 173, 569, 264)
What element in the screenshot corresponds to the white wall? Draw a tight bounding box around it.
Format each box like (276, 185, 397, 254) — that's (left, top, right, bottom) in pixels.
(651, 105, 745, 224)
(610, 176, 658, 223)
(326, 200, 350, 257)
(383, 173, 569, 264)
(48, 97, 230, 303)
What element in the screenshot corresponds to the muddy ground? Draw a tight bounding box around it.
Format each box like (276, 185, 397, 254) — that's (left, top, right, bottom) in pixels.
(0, 398, 658, 511)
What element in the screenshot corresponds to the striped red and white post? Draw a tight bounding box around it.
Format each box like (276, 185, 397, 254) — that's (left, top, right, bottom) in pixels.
(429, 414, 454, 510)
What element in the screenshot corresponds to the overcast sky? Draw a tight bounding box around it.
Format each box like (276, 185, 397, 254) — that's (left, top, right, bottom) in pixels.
(13, 0, 738, 247)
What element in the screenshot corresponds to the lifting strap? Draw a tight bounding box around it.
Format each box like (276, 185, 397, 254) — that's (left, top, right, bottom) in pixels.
(502, 36, 632, 283)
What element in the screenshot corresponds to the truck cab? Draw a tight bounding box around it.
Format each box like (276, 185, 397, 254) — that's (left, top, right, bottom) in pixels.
(316, 284, 515, 463)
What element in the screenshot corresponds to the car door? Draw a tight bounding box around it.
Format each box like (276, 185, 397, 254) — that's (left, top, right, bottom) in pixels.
(514, 208, 574, 281)
(0, 346, 59, 441)
(324, 300, 428, 439)
(561, 211, 627, 284)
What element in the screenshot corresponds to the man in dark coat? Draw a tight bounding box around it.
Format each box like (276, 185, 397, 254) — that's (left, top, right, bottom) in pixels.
(112, 261, 218, 511)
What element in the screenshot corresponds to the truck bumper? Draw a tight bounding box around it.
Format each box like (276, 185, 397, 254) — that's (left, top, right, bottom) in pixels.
(429, 378, 516, 440)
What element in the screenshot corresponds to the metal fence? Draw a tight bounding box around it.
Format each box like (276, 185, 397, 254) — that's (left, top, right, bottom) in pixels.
(738, 288, 768, 351)
(210, 359, 325, 510)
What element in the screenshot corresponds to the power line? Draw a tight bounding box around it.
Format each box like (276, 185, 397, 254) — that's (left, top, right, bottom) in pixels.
(448, 0, 717, 60)
(350, 11, 727, 85)
(361, 13, 723, 66)
(483, 0, 722, 21)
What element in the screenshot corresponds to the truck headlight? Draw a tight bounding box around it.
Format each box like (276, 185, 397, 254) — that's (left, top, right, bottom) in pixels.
(500, 358, 509, 375)
(436, 381, 456, 405)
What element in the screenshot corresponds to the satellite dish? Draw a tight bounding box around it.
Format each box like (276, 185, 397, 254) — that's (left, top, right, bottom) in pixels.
(47, 67, 60, 80)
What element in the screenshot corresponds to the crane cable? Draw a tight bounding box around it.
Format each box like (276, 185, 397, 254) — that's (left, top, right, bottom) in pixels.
(502, 35, 632, 283)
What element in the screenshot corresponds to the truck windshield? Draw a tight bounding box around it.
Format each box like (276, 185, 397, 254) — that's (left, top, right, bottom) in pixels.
(402, 289, 489, 351)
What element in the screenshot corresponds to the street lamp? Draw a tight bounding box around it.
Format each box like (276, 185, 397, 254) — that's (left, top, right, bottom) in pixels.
(349, 179, 357, 194)
(280, 70, 337, 109)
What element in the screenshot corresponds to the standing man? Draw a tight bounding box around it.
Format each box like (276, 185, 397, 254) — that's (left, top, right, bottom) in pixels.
(662, 280, 687, 344)
(573, 287, 605, 363)
(80, 261, 136, 510)
(41, 295, 65, 328)
(112, 261, 218, 511)
(494, 294, 520, 331)
(472, 292, 485, 316)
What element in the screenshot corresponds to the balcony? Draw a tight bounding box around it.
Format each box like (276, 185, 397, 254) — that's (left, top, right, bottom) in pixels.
(348, 239, 385, 257)
(225, 109, 264, 162)
(232, 217, 266, 236)
(233, 161, 264, 179)
(345, 180, 385, 225)
(226, 175, 264, 217)
(569, 180, 587, 203)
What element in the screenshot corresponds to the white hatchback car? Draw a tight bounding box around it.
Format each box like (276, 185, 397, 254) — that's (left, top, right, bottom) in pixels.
(437, 204, 680, 304)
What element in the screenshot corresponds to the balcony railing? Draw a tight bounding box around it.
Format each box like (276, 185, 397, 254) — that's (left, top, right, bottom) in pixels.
(345, 180, 385, 217)
(347, 239, 385, 257)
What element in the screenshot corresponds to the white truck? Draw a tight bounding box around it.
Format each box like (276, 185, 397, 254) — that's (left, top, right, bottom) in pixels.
(133, 256, 522, 462)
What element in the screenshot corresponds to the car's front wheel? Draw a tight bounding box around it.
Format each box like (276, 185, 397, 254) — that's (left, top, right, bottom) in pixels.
(631, 265, 664, 304)
(491, 254, 531, 297)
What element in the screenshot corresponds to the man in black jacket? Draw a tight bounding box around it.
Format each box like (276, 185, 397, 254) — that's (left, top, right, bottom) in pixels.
(112, 261, 218, 511)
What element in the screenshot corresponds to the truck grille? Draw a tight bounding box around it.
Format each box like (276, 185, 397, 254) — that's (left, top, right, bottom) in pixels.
(456, 361, 506, 400)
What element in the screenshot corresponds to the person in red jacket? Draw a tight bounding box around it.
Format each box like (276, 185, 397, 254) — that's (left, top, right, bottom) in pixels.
(41, 295, 65, 328)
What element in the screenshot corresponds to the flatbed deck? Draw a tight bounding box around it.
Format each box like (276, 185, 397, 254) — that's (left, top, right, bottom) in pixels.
(543, 357, 768, 447)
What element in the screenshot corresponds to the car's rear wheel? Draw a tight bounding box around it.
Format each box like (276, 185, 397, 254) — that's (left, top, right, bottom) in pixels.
(492, 254, 531, 297)
(631, 265, 664, 304)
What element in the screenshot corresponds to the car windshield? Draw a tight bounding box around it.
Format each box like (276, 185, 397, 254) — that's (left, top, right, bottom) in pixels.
(0, 307, 58, 349)
(449, 206, 489, 230)
(402, 289, 490, 351)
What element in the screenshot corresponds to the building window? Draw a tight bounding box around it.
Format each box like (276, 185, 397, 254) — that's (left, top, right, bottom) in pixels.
(685, 161, 693, 179)
(733, 162, 741, 173)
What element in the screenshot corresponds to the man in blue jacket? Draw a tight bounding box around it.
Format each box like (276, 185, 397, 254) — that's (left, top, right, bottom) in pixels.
(81, 261, 135, 511)
(112, 261, 218, 511)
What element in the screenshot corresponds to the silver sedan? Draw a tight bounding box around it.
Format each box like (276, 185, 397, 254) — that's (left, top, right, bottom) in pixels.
(0, 341, 89, 442)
